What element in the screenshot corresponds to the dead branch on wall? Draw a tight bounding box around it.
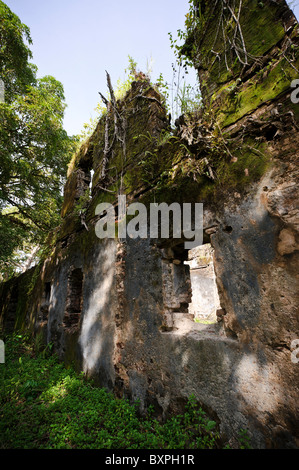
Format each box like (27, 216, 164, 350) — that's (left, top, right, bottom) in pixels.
(224, 0, 248, 65)
(98, 71, 127, 184)
(206, 0, 298, 82)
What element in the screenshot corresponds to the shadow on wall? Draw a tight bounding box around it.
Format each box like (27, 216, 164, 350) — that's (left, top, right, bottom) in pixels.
(157, 310, 296, 448)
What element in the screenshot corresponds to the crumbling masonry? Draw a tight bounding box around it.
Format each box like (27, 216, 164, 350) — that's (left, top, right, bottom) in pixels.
(1, 0, 299, 448)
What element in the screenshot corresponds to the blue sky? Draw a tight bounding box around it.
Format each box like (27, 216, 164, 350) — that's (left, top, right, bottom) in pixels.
(4, 0, 299, 137)
(5, 0, 195, 136)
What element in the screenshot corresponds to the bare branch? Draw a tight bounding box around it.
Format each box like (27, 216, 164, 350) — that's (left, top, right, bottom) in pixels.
(5, 197, 49, 231)
(224, 0, 248, 65)
(105, 70, 116, 107)
(98, 92, 109, 107)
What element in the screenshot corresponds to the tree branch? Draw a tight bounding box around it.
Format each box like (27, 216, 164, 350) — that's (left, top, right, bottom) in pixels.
(5, 197, 49, 231)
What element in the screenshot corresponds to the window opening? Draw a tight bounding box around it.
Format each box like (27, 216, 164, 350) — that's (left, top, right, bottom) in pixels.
(161, 242, 222, 331)
(184, 243, 220, 324)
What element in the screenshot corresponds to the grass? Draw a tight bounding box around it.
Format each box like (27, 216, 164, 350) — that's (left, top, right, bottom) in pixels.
(0, 333, 248, 449)
(194, 318, 217, 325)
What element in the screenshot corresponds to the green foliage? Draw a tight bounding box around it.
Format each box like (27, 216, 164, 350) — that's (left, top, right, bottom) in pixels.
(238, 428, 252, 449)
(125, 55, 138, 78)
(132, 130, 179, 188)
(155, 64, 201, 122)
(156, 72, 170, 113)
(0, 333, 235, 449)
(168, 0, 197, 70)
(73, 188, 91, 217)
(0, 0, 36, 103)
(166, 1, 201, 121)
(173, 80, 202, 117)
(0, 76, 77, 276)
(0, 2, 77, 278)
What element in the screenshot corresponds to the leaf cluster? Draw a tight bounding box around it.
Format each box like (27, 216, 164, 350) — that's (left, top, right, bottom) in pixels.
(0, 0, 36, 103)
(0, 333, 235, 449)
(0, 2, 78, 278)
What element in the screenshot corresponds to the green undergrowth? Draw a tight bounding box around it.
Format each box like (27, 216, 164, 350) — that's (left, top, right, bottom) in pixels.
(0, 333, 246, 449)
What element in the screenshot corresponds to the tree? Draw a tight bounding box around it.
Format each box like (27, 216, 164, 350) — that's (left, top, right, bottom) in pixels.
(0, 1, 77, 279)
(0, 0, 36, 102)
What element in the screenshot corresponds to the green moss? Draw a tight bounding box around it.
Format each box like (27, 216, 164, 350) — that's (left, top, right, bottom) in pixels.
(239, 0, 286, 57)
(194, 318, 216, 325)
(186, 0, 292, 106)
(140, 132, 272, 206)
(86, 187, 118, 225)
(14, 264, 42, 332)
(216, 139, 271, 189)
(58, 214, 81, 242)
(62, 221, 104, 261)
(218, 56, 299, 128)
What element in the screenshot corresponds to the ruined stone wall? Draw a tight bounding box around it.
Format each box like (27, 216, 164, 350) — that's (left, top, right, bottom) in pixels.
(0, 0, 298, 448)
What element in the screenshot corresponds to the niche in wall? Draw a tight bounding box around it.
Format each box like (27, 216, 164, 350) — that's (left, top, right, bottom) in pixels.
(63, 268, 83, 331)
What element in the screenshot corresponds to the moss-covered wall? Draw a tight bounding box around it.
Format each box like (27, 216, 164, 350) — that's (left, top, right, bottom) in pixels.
(1, 0, 298, 449)
(184, 0, 298, 125)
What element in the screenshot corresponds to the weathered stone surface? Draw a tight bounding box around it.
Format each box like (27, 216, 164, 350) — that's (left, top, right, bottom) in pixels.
(277, 228, 299, 255)
(0, 1, 298, 449)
